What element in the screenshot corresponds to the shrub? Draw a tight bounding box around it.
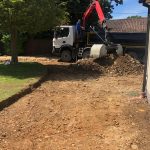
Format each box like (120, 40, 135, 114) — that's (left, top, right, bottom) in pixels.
(1, 33, 28, 55)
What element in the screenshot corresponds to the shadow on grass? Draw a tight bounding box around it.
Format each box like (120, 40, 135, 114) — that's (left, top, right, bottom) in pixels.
(0, 62, 46, 79)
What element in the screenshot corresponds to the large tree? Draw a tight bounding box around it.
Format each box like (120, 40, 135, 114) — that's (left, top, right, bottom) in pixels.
(0, 0, 66, 63)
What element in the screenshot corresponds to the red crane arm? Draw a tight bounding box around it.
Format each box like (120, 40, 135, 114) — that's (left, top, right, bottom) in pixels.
(82, 0, 105, 28)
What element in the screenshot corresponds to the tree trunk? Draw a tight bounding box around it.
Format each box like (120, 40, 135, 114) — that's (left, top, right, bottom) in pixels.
(11, 28, 18, 64)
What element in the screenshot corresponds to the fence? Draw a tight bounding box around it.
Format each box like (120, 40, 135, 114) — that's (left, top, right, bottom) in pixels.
(24, 38, 53, 55)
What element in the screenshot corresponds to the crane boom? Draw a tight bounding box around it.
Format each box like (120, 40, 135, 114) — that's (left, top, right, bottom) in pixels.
(82, 0, 106, 29)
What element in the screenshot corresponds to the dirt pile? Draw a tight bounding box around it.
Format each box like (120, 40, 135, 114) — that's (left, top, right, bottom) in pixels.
(106, 54, 144, 76)
(74, 54, 144, 76)
(75, 58, 105, 73)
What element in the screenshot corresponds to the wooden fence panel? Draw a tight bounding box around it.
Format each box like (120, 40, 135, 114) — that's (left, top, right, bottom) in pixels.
(25, 38, 53, 55)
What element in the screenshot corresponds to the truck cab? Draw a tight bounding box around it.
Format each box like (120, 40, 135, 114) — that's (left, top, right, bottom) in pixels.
(52, 26, 77, 61)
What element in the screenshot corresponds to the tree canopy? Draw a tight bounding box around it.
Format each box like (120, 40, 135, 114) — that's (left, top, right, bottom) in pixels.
(0, 0, 66, 34)
(0, 0, 66, 63)
(61, 0, 123, 24)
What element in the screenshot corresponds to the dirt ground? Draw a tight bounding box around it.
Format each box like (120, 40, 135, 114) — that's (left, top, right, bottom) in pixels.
(0, 57, 150, 150)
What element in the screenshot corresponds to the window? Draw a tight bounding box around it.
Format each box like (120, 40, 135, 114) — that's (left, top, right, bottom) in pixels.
(55, 27, 69, 38)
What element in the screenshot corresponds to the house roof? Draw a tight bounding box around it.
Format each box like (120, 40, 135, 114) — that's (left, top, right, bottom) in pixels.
(107, 18, 147, 33)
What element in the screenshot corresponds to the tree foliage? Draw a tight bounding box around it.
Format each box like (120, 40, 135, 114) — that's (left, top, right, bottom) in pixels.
(0, 0, 66, 63)
(0, 0, 66, 33)
(61, 0, 123, 24)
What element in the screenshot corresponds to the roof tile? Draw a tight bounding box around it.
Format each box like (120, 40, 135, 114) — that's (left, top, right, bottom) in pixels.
(107, 18, 147, 33)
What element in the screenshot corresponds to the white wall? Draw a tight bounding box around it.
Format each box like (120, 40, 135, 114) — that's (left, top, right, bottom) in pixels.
(147, 28, 150, 102)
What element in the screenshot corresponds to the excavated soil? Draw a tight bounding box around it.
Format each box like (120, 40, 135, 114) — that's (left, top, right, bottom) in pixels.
(75, 54, 144, 76)
(0, 56, 150, 150)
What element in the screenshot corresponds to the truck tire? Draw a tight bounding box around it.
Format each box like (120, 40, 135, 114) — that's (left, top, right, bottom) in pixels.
(82, 50, 90, 59)
(61, 50, 72, 62)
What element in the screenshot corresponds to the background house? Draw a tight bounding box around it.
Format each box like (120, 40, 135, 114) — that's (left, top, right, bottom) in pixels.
(107, 18, 147, 47)
(108, 18, 147, 33)
(107, 18, 147, 62)
(85, 18, 147, 62)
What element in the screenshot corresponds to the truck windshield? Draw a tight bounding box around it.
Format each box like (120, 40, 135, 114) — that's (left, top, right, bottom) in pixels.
(54, 27, 69, 38)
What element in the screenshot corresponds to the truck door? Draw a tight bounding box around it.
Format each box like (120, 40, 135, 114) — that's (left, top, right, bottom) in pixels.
(54, 27, 70, 48)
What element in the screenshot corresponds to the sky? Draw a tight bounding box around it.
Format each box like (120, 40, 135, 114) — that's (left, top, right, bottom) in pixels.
(112, 0, 148, 19)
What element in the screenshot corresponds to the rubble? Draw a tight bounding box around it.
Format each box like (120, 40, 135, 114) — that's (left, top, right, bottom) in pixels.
(73, 54, 144, 76)
(76, 58, 105, 72)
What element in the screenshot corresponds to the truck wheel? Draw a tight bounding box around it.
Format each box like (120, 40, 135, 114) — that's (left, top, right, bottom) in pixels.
(82, 50, 90, 59)
(61, 50, 72, 62)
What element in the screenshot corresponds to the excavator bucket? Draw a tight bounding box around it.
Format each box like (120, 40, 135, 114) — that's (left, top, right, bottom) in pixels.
(90, 44, 123, 59)
(90, 44, 107, 58)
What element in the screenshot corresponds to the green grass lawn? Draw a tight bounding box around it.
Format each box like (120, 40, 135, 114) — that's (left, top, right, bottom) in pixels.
(0, 62, 46, 102)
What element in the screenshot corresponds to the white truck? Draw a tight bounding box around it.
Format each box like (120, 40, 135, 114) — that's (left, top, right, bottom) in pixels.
(52, 25, 123, 62)
(52, 0, 123, 62)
